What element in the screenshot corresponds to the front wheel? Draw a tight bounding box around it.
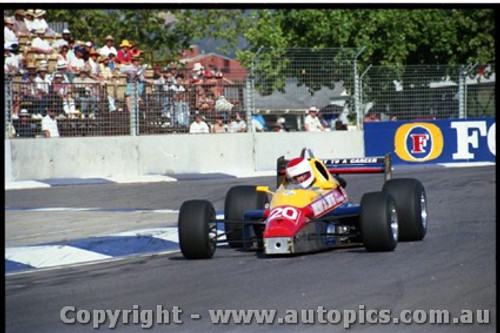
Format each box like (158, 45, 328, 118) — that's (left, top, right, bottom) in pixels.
(178, 200, 217, 259)
(360, 191, 398, 252)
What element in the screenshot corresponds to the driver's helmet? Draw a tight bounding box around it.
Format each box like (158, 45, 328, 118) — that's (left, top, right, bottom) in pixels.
(285, 157, 315, 188)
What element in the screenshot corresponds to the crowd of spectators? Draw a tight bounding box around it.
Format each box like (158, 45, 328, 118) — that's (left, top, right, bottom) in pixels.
(5, 9, 251, 137)
(6, 9, 347, 138)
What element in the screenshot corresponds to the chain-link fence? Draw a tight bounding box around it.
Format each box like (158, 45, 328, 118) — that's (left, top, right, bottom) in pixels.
(5, 73, 248, 138)
(359, 64, 496, 121)
(250, 47, 362, 131)
(4, 55, 495, 139)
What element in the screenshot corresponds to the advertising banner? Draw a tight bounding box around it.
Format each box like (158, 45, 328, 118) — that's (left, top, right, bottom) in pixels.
(364, 118, 496, 165)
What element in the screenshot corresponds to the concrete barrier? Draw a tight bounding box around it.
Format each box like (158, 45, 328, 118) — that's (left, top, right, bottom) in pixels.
(7, 131, 365, 181)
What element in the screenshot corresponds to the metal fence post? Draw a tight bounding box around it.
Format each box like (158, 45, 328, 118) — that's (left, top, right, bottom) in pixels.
(4, 76, 13, 139)
(129, 82, 138, 136)
(353, 47, 366, 130)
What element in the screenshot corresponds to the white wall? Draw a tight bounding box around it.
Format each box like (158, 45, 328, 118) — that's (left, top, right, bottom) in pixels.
(7, 131, 365, 181)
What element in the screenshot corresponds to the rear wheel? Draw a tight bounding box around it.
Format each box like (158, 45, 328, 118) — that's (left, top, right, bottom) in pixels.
(360, 191, 398, 252)
(178, 200, 216, 259)
(383, 178, 428, 241)
(224, 185, 268, 248)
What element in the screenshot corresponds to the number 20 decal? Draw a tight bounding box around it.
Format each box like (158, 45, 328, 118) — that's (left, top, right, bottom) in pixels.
(268, 207, 300, 221)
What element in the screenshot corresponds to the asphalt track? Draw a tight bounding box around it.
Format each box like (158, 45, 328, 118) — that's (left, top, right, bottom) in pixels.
(5, 166, 496, 332)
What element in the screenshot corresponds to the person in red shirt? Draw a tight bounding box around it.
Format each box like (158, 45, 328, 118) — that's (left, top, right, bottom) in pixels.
(116, 39, 132, 65)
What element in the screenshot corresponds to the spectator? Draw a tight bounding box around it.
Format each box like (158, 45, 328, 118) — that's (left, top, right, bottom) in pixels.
(69, 46, 85, 73)
(33, 9, 52, 35)
(189, 113, 210, 134)
(52, 28, 71, 49)
(13, 9, 29, 35)
(122, 55, 152, 111)
(107, 51, 117, 70)
(4, 16, 18, 45)
(66, 38, 76, 62)
(190, 62, 204, 83)
(4, 42, 22, 75)
(363, 111, 380, 122)
(129, 41, 142, 58)
(87, 49, 104, 81)
(31, 28, 53, 54)
(41, 102, 60, 138)
(52, 72, 77, 118)
(116, 39, 132, 65)
(304, 106, 325, 131)
(153, 66, 172, 118)
(23, 9, 36, 34)
(72, 67, 100, 118)
(15, 109, 35, 138)
(211, 115, 227, 133)
(54, 59, 72, 83)
(251, 114, 266, 132)
(82, 41, 93, 61)
(195, 87, 215, 115)
(228, 111, 247, 133)
(98, 55, 115, 81)
(171, 90, 190, 127)
(99, 35, 117, 57)
(35, 65, 51, 111)
(56, 44, 70, 65)
(20, 62, 42, 115)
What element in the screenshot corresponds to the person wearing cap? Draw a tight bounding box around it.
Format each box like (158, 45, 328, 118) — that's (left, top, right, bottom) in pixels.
(52, 28, 71, 49)
(189, 113, 210, 134)
(98, 35, 117, 57)
(69, 46, 85, 74)
(304, 106, 325, 132)
(41, 102, 60, 138)
(4, 42, 22, 75)
(116, 39, 132, 65)
(15, 109, 36, 138)
(31, 27, 53, 54)
(98, 55, 114, 81)
(13, 9, 29, 34)
(23, 9, 36, 33)
(4, 16, 19, 45)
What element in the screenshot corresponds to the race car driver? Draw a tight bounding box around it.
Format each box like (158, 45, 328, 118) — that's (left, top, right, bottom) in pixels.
(285, 157, 347, 189)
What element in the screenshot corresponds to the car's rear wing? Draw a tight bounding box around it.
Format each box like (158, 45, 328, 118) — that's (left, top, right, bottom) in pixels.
(277, 153, 392, 184)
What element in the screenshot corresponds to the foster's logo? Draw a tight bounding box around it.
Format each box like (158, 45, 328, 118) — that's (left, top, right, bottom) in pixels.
(394, 123, 444, 162)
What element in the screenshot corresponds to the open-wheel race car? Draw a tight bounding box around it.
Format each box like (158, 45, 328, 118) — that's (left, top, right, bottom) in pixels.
(178, 148, 428, 259)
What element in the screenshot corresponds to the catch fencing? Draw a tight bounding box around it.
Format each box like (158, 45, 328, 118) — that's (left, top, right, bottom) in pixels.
(4, 53, 495, 139)
(359, 64, 496, 122)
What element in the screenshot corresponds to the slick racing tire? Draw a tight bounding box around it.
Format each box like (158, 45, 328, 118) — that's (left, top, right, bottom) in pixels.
(382, 178, 428, 241)
(178, 200, 217, 259)
(360, 191, 398, 252)
(224, 185, 269, 248)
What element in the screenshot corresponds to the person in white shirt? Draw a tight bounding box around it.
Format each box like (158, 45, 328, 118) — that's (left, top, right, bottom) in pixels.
(304, 106, 325, 132)
(4, 16, 18, 45)
(99, 35, 118, 57)
(41, 104, 60, 138)
(52, 28, 71, 50)
(33, 9, 52, 35)
(189, 114, 210, 134)
(4, 43, 23, 75)
(228, 112, 247, 133)
(31, 28, 53, 54)
(24, 10, 37, 33)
